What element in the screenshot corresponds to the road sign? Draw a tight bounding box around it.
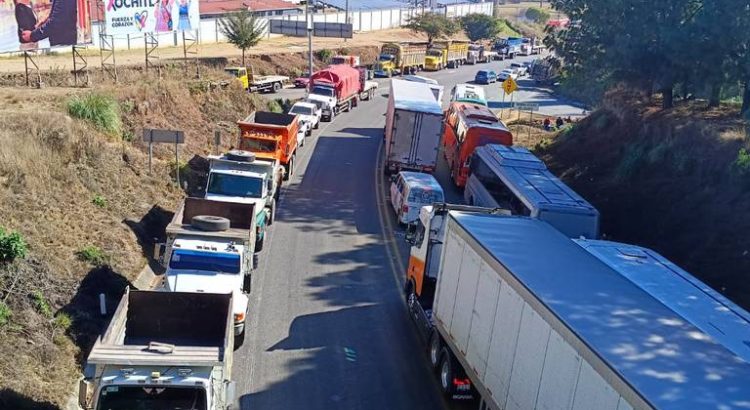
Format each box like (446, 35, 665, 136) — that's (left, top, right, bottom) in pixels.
(502, 77, 518, 94)
(513, 102, 539, 111)
(270, 20, 353, 39)
(143, 129, 185, 144)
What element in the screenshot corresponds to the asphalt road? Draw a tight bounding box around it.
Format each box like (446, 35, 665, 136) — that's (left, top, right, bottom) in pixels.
(233, 56, 583, 410)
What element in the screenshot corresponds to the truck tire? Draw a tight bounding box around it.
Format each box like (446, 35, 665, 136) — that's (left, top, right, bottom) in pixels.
(439, 348, 458, 396)
(283, 158, 294, 181)
(268, 199, 276, 225)
(235, 329, 245, 349)
(429, 331, 442, 370)
(255, 230, 265, 252)
(191, 215, 230, 232)
(273, 82, 282, 93)
(226, 150, 255, 162)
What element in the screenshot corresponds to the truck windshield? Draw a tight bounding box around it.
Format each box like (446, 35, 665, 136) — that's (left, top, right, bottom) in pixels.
(239, 139, 277, 153)
(225, 69, 241, 77)
(427, 50, 442, 57)
(311, 86, 335, 97)
(378, 54, 394, 62)
(208, 173, 263, 198)
(170, 249, 241, 274)
(97, 385, 207, 410)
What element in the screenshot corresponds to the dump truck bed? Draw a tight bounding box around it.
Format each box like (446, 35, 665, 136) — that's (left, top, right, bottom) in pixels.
(166, 197, 255, 240)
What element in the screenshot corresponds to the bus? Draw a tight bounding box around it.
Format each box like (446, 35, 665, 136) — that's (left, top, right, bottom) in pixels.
(465, 144, 600, 238)
(450, 83, 487, 106)
(442, 102, 513, 187)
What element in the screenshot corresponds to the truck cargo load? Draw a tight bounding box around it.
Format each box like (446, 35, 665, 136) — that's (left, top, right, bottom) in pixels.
(307, 64, 364, 121)
(410, 211, 750, 409)
(79, 288, 235, 410)
(384, 79, 444, 173)
(238, 111, 299, 179)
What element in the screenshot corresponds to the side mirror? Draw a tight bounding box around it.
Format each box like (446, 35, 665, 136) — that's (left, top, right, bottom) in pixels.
(225, 380, 237, 409)
(404, 225, 417, 245)
(78, 379, 92, 409)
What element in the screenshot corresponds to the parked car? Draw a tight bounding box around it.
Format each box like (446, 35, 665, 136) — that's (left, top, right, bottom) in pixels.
(474, 69, 497, 84)
(288, 101, 321, 135)
(389, 171, 445, 225)
(498, 68, 519, 81)
(294, 70, 313, 88)
(510, 62, 528, 77)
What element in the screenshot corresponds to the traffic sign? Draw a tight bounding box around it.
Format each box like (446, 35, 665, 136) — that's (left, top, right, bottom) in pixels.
(513, 102, 539, 111)
(502, 77, 518, 94)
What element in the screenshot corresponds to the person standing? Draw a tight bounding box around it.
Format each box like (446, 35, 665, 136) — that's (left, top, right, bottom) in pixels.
(14, 0, 38, 50)
(555, 117, 564, 129)
(20, 0, 77, 46)
(176, 0, 191, 31)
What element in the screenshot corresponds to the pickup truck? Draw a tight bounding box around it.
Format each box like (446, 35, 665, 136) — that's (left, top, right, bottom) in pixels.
(307, 65, 378, 122)
(158, 197, 257, 338)
(205, 150, 281, 249)
(78, 288, 236, 410)
(225, 66, 288, 93)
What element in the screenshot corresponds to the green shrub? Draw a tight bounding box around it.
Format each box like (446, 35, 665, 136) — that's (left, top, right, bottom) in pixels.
(267, 99, 283, 113)
(315, 48, 334, 62)
(31, 290, 52, 318)
(0, 227, 28, 262)
(0, 302, 11, 327)
(77, 245, 108, 266)
(67, 93, 122, 135)
(338, 47, 351, 56)
(614, 144, 647, 182)
(92, 195, 107, 208)
(734, 148, 750, 174)
(525, 7, 551, 25)
(54, 313, 72, 330)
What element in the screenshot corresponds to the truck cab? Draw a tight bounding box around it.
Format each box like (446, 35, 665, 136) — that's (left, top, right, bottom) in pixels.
(374, 53, 397, 77)
(225, 67, 249, 89)
(307, 83, 338, 121)
(205, 151, 279, 251)
(424, 48, 445, 71)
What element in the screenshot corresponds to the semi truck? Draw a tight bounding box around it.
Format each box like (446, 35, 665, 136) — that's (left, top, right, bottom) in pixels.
(225, 66, 288, 93)
(78, 288, 236, 410)
(406, 209, 750, 409)
(307, 65, 377, 122)
(158, 197, 257, 337)
(466, 43, 492, 64)
(425, 40, 469, 71)
(375, 42, 427, 77)
(384, 79, 444, 174)
(205, 150, 282, 248)
(493, 37, 523, 59)
(238, 111, 299, 180)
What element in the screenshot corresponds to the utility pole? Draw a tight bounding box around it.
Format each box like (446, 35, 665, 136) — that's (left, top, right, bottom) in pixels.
(307, 0, 313, 78)
(344, 0, 348, 43)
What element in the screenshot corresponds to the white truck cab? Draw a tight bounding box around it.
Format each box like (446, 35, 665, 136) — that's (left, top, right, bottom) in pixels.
(288, 101, 321, 136)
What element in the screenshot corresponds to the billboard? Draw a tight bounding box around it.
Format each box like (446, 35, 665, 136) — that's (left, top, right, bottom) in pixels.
(0, 0, 91, 53)
(104, 0, 200, 36)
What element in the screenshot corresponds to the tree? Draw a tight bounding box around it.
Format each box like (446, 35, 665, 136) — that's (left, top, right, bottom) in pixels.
(219, 10, 267, 67)
(405, 12, 460, 44)
(461, 13, 500, 42)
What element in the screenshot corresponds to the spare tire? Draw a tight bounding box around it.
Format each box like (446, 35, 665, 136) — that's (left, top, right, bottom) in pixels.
(192, 215, 230, 231)
(225, 150, 255, 162)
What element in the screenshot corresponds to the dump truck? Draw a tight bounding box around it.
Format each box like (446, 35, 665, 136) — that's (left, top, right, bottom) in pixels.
(406, 209, 750, 409)
(384, 79, 444, 174)
(225, 66, 288, 93)
(307, 65, 377, 122)
(78, 288, 236, 410)
(424, 40, 469, 71)
(238, 111, 299, 180)
(466, 43, 491, 64)
(205, 150, 282, 248)
(375, 42, 427, 77)
(158, 197, 257, 337)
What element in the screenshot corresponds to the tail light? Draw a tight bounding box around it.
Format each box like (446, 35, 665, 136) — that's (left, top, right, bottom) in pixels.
(234, 312, 245, 323)
(453, 378, 471, 387)
(402, 204, 409, 213)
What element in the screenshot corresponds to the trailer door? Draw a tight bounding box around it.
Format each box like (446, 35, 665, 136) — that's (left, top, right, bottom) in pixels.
(390, 110, 417, 165)
(413, 113, 443, 169)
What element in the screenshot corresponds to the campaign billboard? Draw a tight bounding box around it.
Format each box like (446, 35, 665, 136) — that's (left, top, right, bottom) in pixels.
(104, 0, 200, 36)
(0, 0, 91, 53)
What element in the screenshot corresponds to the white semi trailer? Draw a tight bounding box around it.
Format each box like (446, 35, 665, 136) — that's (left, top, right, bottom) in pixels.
(406, 210, 750, 409)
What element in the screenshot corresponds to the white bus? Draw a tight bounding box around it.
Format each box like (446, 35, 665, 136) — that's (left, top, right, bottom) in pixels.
(465, 144, 600, 239)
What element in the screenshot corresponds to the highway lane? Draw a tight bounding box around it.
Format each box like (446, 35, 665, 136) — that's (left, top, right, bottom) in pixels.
(234, 57, 582, 410)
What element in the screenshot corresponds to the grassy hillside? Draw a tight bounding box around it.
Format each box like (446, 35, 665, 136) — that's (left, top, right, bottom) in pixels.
(538, 90, 750, 308)
(0, 67, 265, 409)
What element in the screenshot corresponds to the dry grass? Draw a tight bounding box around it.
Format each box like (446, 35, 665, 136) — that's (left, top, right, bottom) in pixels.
(0, 66, 263, 407)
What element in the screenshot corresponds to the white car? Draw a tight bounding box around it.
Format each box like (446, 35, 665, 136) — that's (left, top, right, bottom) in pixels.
(498, 68, 519, 81)
(510, 63, 528, 77)
(288, 101, 321, 136)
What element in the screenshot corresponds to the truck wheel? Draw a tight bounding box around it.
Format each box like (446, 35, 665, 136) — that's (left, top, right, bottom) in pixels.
(273, 82, 281, 93)
(234, 330, 245, 349)
(268, 199, 276, 225)
(191, 215, 230, 232)
(283, 158, 293, 181)
(439, 348, 458, 396)
(429, 331, 442, 370)
(255, 233, 265, 252)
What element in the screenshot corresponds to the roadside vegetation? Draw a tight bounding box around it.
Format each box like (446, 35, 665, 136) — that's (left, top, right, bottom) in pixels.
(219, 9, 267, 67)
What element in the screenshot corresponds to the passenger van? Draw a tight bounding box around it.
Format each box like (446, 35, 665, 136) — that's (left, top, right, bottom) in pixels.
(450, 83, 487, 106)
(442, 102, 513, 187)
(465, 144, 599, 238)
(389, 171, 445, 224)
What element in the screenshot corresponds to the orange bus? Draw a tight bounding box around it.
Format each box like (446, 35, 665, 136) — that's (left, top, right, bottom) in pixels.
(442, 102, 513, 187)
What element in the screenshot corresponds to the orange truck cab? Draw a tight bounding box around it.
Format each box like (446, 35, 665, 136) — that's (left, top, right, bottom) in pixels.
(238, 111, 300, 180)
(442, 102, 513, 187)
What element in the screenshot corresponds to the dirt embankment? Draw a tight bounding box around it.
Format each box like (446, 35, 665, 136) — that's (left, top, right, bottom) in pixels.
(539, 90, 750, 308)
(0, 65, 272, 409)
